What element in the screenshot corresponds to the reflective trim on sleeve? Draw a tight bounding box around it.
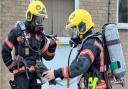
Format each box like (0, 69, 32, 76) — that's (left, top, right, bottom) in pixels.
(7, 62, 14, 70)
(13, 65, 35, 75)
(95, 41, 104, 72)
(13, 66, 25, 75)
(96, 80, 106, 89)
(61, 66, 69, 78)
(46, 50, 55, 57)
(5, 38, 14, 49)
(80, 49, 95, 62)
(42, 40, 50, 53)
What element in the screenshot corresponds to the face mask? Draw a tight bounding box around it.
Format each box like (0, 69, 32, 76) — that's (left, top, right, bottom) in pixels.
(66, 26, 81, 48)
(34, 26, 44, 35)
(69, 37, 81, 48)
(31, 15, 44, 28)
(31, 15, 45, 34)
(34, 16, 44, 26)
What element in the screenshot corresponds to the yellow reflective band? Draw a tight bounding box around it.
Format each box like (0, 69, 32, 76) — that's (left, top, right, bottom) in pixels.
(88, 77, 98, 89)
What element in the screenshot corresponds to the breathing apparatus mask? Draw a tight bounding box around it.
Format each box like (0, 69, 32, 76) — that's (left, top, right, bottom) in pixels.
(30, 15, 45, 35)
(66, 26, 81, 48)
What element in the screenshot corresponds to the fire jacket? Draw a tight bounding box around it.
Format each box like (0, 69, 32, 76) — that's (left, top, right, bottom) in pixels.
(2, 24, 57, 74)
(54, 32, 105, 79)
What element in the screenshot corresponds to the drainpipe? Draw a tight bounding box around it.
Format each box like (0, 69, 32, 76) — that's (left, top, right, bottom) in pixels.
(108, 0, 110, 23)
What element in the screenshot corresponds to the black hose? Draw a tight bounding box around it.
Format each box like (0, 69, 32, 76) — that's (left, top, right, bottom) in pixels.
(23, 31, 57, 53)
(68, 46, 74, 67)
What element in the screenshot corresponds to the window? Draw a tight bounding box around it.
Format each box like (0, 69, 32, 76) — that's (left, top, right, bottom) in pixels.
(117, 0, 128, 29)
(119, 0, 128, 23)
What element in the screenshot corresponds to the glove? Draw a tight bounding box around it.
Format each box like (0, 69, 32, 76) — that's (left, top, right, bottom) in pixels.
(49, 39, 57, 47)
(35, 61, 48, 74)
(35, 61, 56, 85)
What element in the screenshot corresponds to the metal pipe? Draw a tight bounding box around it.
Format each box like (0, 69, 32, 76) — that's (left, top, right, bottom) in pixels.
(108, 0, 110, 23)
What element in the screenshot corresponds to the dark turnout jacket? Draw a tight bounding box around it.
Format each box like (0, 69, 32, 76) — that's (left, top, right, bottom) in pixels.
(54, 32, 105, 80)
(2, 24, 56, 74)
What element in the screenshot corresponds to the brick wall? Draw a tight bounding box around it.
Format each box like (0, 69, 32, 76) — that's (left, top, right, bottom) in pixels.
(80, 0, 117, 31)
(0, 0, 128, 89)
(0, 0, 29, 89)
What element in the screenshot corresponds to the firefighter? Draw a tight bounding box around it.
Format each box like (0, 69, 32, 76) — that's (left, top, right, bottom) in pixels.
(2, 1, 57, 89)
(43, 9, 107, 89)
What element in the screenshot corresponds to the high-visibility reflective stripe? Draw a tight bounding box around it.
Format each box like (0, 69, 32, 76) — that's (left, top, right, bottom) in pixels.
(97, 80, 106, 89)
(61, 66, 69, 78)
(7, 62, 13, 69)
(46, 50, 55, 56)
(80, 49, 94, 62)
(19, 66, 25, 71)
(13, 66, 25, 75)
(42, 40, 50, 53)
(95, 41, 104, 72)
(13, 65, 35, 75)
(5, 38, 14, 49)
(97, 84, 106, 89)
(13, 69, 19, 75)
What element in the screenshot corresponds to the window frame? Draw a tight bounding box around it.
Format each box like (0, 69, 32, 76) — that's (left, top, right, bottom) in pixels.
(117, 0, 128, 29)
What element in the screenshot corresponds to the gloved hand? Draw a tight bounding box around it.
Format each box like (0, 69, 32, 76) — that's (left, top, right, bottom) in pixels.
(49, 37, 57, 47)
(35, 61, 48, 74)
(35, 61, 56, 85)
(43, 69, 55, 81)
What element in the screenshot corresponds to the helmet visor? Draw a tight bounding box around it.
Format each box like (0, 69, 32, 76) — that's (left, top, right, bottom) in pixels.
(33, 15, 45, 27)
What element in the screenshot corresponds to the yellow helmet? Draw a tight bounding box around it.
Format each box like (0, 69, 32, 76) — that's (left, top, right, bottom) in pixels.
(26, 1, 48, 22)
(66, 9, 94, 39)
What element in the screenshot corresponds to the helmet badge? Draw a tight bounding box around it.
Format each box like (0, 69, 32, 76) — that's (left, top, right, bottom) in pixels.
(36, 5, 41, 10)
(70, 14, 75, 20)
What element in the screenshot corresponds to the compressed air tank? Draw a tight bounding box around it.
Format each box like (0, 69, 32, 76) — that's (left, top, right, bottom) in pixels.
(103, 24, 126, 79)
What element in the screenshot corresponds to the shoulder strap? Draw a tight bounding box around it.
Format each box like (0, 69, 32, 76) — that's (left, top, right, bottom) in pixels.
(75, 32, 103, 61)
(15, 21, 26, 31)
(74, 33, 96, 61)
(79, 32, 103, 50)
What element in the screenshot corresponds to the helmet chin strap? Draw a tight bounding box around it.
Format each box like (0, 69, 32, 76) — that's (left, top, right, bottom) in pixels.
(79, 34, 83, 40)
